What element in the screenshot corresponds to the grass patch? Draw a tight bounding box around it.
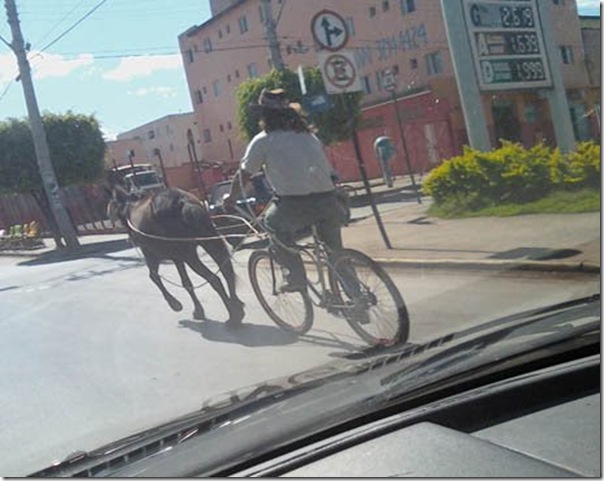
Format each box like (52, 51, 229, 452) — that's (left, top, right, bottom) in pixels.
(428, 189, 601, 218)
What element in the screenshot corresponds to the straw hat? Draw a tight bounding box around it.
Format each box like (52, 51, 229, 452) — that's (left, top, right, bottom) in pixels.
(249, 88, 302, 113)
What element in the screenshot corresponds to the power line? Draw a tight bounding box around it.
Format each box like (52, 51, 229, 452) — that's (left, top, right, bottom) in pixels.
(38, 0, 109, 52)
(33, 0, 88, 50)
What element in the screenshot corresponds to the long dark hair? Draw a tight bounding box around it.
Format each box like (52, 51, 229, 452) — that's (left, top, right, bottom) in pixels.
(259, 107, 312, 133)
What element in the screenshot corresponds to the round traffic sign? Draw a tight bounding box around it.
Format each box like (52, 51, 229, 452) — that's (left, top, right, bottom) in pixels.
(322, 53, 357, 90)
(311, 9, 349, 52)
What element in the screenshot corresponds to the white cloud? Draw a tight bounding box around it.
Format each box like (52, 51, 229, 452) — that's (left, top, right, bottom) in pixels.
(0, 52, 18, 83)
(576, 0, 600, 9)
(127, 86, 178, 98)
(0, 51, 93, 85)
(102, 54, 183, 81)
(30, 52, 94, 79)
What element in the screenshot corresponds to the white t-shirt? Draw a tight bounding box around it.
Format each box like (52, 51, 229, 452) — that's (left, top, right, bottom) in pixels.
(241, 130, 335, 196)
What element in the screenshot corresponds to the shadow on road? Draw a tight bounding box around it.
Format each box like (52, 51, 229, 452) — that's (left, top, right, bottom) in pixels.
(349, 185, 424, 208)
(179, 318, 299, 347)
(18, 239, 136, 266)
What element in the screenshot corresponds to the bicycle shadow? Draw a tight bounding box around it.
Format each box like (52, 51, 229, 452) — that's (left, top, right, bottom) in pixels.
(178, 318, 366, 354)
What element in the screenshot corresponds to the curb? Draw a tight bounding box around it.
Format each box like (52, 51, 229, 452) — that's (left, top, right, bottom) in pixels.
(373, 258, 600, 274)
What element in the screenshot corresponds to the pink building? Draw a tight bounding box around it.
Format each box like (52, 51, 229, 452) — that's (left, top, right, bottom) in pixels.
(107, 113, 224, 198)
(179, 0, 598, 184)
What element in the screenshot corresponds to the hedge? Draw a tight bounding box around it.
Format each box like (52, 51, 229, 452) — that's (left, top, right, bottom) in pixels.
(423, 141, 600, 209)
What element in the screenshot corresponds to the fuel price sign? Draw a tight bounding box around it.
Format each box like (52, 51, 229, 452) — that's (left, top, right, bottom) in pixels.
(464, 0, 552, 90)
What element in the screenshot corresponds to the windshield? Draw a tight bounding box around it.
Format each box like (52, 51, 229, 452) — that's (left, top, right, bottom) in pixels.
(126, 171, 161, 187)
(0, 0, 599, 477)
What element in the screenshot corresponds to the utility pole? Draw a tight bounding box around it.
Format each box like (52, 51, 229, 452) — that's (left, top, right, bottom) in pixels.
(4, 0, 79, 248)
(260, 0, 285, 70)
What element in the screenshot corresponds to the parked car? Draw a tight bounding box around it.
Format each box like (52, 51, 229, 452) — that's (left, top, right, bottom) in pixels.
(208, 173, 274, 249)
(208, 173, 274, 217)
(123, 171, 165, 197)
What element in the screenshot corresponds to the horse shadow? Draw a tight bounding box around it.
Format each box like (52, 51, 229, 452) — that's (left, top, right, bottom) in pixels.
(178, 318, 299, 347)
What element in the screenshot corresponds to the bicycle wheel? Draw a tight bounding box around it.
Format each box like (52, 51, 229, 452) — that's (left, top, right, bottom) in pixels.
(248, 250, 313, 334)
(329, 249, 409, 346)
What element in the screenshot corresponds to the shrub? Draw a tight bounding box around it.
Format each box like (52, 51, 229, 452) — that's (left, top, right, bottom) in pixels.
(423, 141, 600, 209)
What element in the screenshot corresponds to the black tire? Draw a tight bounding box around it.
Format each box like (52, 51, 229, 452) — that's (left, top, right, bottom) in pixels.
(248, 250, 313, 334)
(329, 249, 409, 346)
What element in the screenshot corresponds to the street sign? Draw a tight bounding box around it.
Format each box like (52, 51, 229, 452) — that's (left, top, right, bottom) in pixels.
(302, 93, 331, 114)
(464, 0, 552, 90)
(382, 69, 397, 92)
(318, 51, 362, 94)
(311, 9, 349, 51)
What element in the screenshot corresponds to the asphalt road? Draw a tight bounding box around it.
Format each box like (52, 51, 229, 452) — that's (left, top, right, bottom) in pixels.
(0, 246, 598, 476)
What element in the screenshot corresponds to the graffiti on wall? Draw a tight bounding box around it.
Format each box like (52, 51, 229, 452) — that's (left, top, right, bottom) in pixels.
(354, 23, 429, 68)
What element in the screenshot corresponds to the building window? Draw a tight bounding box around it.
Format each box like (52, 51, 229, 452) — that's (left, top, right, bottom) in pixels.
(203, 129, 212, 143)
(382, 0, 390, 12)
(259, 5, 265, 23)
(169, 143, 174, 152)
(560, 45, 574, 64)
(361, 75, 372, 94)
(203, 37, 212, 53)
(227, 74, 232, 82)
(369, 6, 377, 17)
(410, 58, 418, 69)
(195, 89, 204, 104)
(375, 71, 383, 90)
(227, 121, 232, 130)
(220, 124, 224, 132)
(186, 49, 194, 63)
(238, 15, 248, 34)
(202, 86, 207, 94)
(218, 29, 223, 39)
(401, 0, 416, 14)
(226, 24, 231, 34)
(212, 79, 222, 96)
(247, 62, 259, 78)
(552, 0, 565, 4)
(345, 17, 356, 37)
(235, 69, 240, 78)
(148, 130, 155, 139)
(425, 51, 443, 75)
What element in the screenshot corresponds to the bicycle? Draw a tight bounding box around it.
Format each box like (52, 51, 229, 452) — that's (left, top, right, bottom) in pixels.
(247, 223, 410, 347)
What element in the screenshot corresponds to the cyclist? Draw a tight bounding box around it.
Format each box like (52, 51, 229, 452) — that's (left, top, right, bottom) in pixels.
(224, 88, 348, 293)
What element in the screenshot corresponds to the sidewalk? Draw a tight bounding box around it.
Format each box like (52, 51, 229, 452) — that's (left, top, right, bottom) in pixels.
(1, 177, 600, 274)
(339, 175, 599, 273)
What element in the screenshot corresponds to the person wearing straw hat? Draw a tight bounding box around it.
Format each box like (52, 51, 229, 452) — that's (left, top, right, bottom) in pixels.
(225, 88, 347, 293)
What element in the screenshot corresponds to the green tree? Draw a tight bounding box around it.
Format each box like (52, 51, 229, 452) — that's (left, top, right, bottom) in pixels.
(235, 67, 362, 146)
(0, 111, 106, 244)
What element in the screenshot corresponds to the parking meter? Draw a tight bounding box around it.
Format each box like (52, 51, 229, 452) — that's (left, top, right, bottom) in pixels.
(374, 136, 395, 188)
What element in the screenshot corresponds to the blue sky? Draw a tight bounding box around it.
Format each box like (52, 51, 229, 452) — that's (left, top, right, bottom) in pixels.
(0, 0, 600, 140)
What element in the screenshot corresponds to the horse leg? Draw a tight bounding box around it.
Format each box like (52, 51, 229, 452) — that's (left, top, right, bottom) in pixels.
(200, 239, 245, 322)
(145, 253, 183, 312)
(174, 261, 205, 320)
(185, 253, 244, 326)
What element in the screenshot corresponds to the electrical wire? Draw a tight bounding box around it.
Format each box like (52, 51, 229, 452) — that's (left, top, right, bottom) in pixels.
(38, 0, 110, 52)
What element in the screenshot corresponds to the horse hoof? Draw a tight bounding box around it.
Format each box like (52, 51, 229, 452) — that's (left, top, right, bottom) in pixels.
(225, 318, 243, 329)
(168, 299, 183, 312)
(193, 308, 205, 320)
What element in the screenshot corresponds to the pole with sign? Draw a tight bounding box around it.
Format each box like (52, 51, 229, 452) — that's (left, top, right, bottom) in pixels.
(384, 69, 422, 204)
(312, 9, 392, 249)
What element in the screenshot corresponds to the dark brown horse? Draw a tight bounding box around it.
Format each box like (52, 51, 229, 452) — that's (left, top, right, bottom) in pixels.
(107, 185, 245, 327)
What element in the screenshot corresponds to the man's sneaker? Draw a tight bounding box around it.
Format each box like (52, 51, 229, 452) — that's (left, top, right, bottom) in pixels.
(278, 281, 307, 293)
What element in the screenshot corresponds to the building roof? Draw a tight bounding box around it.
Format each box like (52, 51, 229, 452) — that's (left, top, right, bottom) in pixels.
(179, 0, 247, 39)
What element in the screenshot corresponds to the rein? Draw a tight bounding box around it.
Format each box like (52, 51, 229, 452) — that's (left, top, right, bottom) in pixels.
(126, 214, 265, 243)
